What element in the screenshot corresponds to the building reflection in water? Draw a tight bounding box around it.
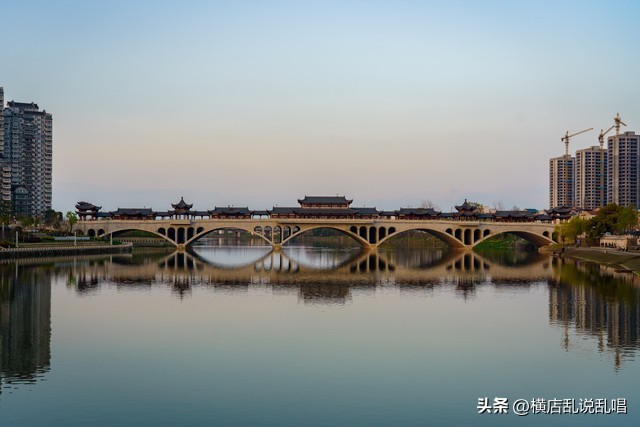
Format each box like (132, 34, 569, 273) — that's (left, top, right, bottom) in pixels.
(549, 257, 640, 370)
(2, 245, 639, 383)
(0, 265, 51, 394)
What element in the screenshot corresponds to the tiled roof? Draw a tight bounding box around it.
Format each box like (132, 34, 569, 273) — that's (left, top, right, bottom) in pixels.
(298, 196, 353, 205)
(110, 208, 155, 216)
(352, 207, 380, 215)
(397, 208, 441, 216)
(76, 201, 101, 211)
(269, 207, 298, 214)
(292, 208, 359, 215)
(209, 207, 251, 215)
(171, 197, 193, 210)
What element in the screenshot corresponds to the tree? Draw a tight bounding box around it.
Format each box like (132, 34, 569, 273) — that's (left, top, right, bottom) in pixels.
(559, 217, 586, 244)
(617, 205, 638, 234)
(586, 204, 617, 240)
(585, 204, 639, 239)
(492, 201, 505, 211)
(420, 199, 440, 210)
(0, 201, 11, 226)
(43, 209, 58, 226)
(65, 211, 78, 233)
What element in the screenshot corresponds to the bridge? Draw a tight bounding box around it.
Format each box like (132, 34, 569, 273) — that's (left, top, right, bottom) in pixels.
(73, 196, 560, 250)
(73, 218, 556, 250)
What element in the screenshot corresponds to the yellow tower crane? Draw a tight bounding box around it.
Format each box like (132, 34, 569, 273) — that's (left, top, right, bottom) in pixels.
(598, 125, 614, 208)
(561, 127, 593, 207)
(614, 113, 627, 136)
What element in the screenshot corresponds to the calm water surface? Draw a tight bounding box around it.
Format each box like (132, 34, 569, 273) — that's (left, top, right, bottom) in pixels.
(0, 245, 639, 426)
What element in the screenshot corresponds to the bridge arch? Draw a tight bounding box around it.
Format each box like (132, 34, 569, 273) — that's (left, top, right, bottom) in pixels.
(281, 225, 370, 248)
(377, 227, 466, 249)
(472, 230, 555, 248)
(98, 227, 177, 246)
(186, 226, 273, 247)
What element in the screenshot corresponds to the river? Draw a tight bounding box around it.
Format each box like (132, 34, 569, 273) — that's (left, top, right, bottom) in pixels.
(0, 245, 638, 426)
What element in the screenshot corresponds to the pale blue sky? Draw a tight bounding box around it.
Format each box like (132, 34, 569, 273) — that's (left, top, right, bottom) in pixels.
(2, 0, 639, 212)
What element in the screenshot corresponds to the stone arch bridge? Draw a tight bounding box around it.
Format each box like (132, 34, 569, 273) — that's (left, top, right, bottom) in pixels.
(74, 218, 556, 250)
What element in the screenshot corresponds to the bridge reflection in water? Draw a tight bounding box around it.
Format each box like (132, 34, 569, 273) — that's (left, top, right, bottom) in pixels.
(60, 248, 640, 366)
(1, 247, 640, 395)
(62, 247, 557, 301)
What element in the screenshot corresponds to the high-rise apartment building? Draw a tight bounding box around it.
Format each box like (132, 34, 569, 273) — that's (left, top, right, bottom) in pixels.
(0, 87, 4, 149)
(549, 155, 575, 209)
(575, 146, 607, 210)
(607, 131, 639, 208)
(2, 100, 53, 216)
(0, 87, 10, 207)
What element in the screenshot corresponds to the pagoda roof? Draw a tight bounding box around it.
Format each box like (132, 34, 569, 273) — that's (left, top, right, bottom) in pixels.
(534, 214, 552, 220)
(397, 207, 441, 216)
(495, 210, 533, 218)
(171, 197, 193, 210)
(208, 207, 251, 215)
(455, 211, 477, 217)
(380, 211, 397, 217)
(155, 211, 175, 217)
(95, 212, 112, 218)
(269, 207, 298, 214)
(110, 208, 156, 216)
(76, 201, 101, 211)
(455, 199, 477, 212)
(251, 210, 270, 216)
(352, 207, 380, 215)
(293, 208, 359, 215)
(191, 210, 211, 216)
(298, 196, 353, 205)
(546, 206, 573, 215)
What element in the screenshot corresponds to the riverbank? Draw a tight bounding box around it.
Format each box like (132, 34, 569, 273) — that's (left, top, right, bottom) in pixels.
(0, 242, 133, 259)
(561, 246, 640, 275)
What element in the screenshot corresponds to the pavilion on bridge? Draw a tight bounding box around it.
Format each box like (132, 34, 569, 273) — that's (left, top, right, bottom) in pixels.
(75, 196, 559, 223)
(270, 195, 381, 219)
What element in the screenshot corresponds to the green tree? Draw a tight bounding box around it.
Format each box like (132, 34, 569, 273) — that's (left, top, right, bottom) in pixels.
(65, 211, 78, 233)
(617, 205, 638, 234)
(559, 217, 586, 244)
(585, 204, 639, 239)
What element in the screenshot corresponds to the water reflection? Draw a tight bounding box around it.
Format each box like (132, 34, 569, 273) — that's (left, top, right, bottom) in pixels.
(0, 265, 51, 394)
(549, 257, 640, 370)
(1, 246, 640, 398)
(45, 247, 555, 308)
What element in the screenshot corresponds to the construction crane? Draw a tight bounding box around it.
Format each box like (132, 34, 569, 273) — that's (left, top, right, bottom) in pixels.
(561, 128, 593, 158)
(598, 125, 614, 208)
(598, 125, 615, 149)
(560, 127, 593, 207)
(614, 113, 627, 136)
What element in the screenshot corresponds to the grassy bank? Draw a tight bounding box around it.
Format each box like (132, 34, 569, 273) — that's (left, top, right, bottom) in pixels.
(564, 247, 640, 274)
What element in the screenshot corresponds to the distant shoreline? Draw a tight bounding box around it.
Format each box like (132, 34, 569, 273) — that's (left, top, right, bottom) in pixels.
(0, 242, 133, 259)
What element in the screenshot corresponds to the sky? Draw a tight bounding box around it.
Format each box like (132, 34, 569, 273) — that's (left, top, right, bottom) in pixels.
(2, 0, 640, 212)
